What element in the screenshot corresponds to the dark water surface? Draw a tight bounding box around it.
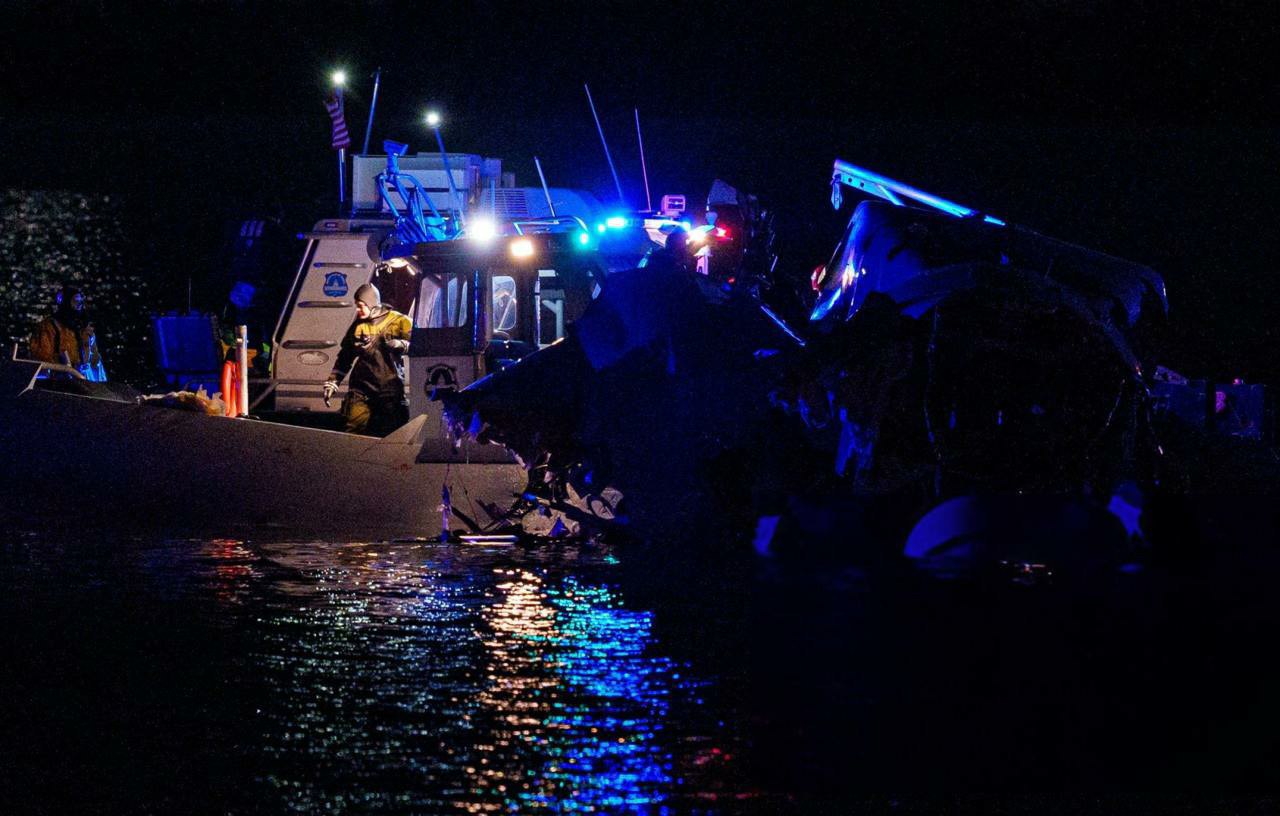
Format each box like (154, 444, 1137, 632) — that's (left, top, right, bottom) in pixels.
(3, 516, 1280, 814)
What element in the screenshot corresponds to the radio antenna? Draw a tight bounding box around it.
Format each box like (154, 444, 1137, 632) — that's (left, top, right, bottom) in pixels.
(584, 83, 627, 206)
(634, 108, 651, 212)
(534, 157, 557, 217)
(361, 67, 382, 155)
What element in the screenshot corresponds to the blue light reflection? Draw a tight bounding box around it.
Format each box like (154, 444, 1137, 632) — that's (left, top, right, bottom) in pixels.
(198, 542, 730, 813)
(478, 570, 697, 811)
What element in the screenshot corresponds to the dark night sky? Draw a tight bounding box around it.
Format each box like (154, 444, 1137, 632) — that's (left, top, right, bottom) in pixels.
(2, 0, 1277, 379)
(4, 1, 1271, 124)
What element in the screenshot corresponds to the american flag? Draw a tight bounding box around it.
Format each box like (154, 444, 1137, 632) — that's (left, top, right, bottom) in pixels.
(324, 93, 351, 150)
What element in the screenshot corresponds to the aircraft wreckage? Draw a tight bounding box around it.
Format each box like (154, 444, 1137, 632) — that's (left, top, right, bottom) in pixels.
(441, 159, 1275, 570)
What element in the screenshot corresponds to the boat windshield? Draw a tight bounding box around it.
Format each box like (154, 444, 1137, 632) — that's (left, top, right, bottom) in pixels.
(537, 269, 569, 347)
(414, 273, 469, 328)
(493, 276, 517, 334)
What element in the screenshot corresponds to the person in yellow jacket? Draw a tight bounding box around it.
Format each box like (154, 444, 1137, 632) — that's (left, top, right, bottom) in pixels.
(29, 284, 105, 379)
(323, 282, 413, 436)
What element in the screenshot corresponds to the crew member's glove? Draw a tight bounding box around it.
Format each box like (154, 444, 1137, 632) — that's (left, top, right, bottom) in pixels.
(322, 379, 338, 407)
(354, 333, 379, 352)
(384, 337, 409, 353)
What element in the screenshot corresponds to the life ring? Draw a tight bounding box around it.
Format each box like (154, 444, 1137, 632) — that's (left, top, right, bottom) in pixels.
(221, 360, 240, 417)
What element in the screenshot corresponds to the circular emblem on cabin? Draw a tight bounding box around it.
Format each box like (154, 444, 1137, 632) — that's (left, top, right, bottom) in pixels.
(298, 351, 330, 366)
(322, 271, 349, 297)
(425, 363, 458, 394)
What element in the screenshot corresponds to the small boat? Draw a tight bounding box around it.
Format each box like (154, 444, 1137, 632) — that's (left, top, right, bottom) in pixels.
(0, 349, 527, 539)
(1, 146, 669, 539)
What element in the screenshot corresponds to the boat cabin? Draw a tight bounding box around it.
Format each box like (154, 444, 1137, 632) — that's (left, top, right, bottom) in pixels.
(268, 217, 610, 427)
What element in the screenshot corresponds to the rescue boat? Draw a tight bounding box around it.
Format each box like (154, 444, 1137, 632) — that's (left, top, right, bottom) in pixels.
(2, 144, 673, 539)
(0, 349, 527, 539)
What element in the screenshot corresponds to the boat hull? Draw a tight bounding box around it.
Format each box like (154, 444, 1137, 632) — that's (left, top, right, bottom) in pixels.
(0, 361, 527, 539)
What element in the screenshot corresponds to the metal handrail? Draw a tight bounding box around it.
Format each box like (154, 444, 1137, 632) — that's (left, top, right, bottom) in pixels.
(375, 144, 456, 245)
(378, 170, 451, 242)
(10, 343, 86, 379)
(280, 340, 338, 349)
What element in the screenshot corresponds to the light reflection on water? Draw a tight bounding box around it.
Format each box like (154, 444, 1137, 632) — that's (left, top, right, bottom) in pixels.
(476, 570, 695, 811)
(0, 533, 743, 813)
(206, 539, 730, 813)
(10, 514, 1280, 809)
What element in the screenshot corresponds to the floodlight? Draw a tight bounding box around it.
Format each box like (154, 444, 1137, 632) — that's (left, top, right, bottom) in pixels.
(468, 217, 498, 242)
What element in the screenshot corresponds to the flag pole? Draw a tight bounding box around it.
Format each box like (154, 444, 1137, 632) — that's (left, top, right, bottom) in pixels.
(336, 87, 347, 208)
(338, 149, 346, 208)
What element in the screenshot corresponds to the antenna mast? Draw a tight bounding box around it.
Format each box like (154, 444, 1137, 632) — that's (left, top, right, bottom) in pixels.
(534, 157, 557, 217)
(634, 108, 651, 212)
(361, 67, 382, 155)
(584, 84, 627, 206)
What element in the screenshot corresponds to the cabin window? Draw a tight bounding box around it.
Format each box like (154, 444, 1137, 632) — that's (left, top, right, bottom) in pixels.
(414, 273, 469, 328)
(492, 275, 518, 335)
(537, 269, 567, 347)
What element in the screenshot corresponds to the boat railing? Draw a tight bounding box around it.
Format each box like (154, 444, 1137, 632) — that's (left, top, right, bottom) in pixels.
(377, 169, 452, 243)
(10, 343, 87, 380)
(6, 343, 87, 397)
(375, 143, 456, 245)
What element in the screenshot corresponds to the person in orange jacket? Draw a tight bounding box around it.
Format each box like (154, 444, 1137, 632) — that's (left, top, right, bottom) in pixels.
(29, 284, 105, 379)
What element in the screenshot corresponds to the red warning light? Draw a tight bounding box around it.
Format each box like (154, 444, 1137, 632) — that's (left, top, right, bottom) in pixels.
(810, 264, 825, 291)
